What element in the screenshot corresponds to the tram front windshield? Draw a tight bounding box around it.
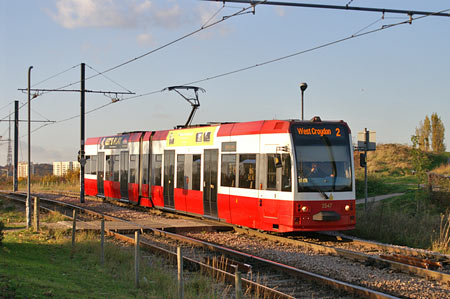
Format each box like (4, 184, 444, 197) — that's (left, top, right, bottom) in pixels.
(291, 123, 352, 193)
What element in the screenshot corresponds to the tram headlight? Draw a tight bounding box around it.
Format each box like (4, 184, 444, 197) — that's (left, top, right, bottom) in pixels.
(301, 206, 309, 213)
(344, 204, 352, 212)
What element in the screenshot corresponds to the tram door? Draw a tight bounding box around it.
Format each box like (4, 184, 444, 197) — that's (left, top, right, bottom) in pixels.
(163, 150, 175, 208)
(203, 149, 218, 218)
(97, 152, 105, 195)
(120, 151, 129, 199)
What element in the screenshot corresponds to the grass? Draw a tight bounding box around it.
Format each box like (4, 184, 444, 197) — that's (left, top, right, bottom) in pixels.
(350, 189, 450, 253)
(351, 144, 450, 253)
(0, 198, 231, 299)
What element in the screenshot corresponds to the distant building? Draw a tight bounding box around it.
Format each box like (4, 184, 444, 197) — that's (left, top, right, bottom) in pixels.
(53, 161, 80, 176)
(18, 162, 34, 178)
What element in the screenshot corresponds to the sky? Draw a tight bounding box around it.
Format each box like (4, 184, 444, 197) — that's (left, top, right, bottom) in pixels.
(0, 0, 449, 165)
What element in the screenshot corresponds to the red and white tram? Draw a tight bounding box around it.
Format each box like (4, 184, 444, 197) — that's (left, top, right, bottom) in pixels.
(84, 117, 355, 232)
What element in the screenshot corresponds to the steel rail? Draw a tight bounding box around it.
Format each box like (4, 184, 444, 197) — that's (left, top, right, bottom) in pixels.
(0, 192, 292, 298)
(319, 232, 450, 263)
(234, 227, 450, 285)
(4, 191, 449, 285)
(1, 191, 398, 298)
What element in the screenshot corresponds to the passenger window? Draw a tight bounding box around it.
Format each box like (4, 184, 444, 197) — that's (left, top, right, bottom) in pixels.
(142, 154, 149, 185)
(152, 154, 162, 186)
(85, 156, 91, 175)
(129, 154, 137, 184)
(221, 154, 236, 187)
(105, 155, 112, 180)
(91, 155, 97, 175)
(113, 155, 120, 181)
(177, 154, 185, 188)
(239, 154, 256, 189)
(192, 155, 201, 190)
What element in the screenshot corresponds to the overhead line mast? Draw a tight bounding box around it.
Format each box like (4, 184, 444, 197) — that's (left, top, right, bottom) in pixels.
(205, 0, 450, 18)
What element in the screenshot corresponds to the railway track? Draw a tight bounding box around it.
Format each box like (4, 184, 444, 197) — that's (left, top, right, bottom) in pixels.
(230, 227, 450, 285)
(1, 191, 400, 298)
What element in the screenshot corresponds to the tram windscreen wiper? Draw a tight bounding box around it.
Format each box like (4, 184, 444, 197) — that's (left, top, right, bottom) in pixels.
(308, 179, 329, 200)
(321, 135, 338, 192)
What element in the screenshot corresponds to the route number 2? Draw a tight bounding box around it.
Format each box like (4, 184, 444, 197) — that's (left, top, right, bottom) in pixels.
(335, 128, 341, 137)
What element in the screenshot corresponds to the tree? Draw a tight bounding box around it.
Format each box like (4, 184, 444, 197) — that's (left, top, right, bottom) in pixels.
(415, 113, 445, 153)
(410, 135, 430, 185)
(431, 113, 446, 153)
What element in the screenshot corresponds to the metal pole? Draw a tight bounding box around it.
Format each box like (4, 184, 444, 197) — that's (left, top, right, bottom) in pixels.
(80, 63, 86, 203)
(33, 196, 39, 232)
(135, 231, 140, 288)
(13, 100, 19, 192)
(300, 82, 307, 121)
(235, 268, 242, 299)
(101, 218, 105, 265)
(72, 209, 77, 248)
(26, 66, 33, 229)
(177, 247, 184, 299)
(364, 128, 368, 213)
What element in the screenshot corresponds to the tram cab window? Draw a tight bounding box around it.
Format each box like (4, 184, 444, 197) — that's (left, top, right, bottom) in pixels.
(113, 155, 120, 181)
(177, 154, 185, 189)
(281, 154, 291, 191)
(90, 155, 97, 175)
(265, 154, 291, 192)
(152, 154, 162, 186)
(239, 154, 256, 189)
(221, 154, 236, 187)
(192, 155, 201, 191)
(129, 154, 138, 184)
(85, 156, 91, 175)
(267, 155, 277, 190)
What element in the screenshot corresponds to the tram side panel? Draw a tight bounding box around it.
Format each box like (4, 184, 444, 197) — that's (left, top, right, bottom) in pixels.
(138, 131, 153, 207)
(149, 130, 169, 208)
(85, 137, 100, 197)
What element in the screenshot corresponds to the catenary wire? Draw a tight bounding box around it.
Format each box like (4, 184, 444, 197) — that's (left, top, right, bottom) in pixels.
(23, 7, 449, 136)
(85, 64, 134, 94)
(32, 64, 80, 87)
(37, 2, 263, 97)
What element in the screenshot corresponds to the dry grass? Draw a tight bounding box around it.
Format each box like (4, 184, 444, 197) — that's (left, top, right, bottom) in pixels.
(355, 144, 415, 176)
(432, 211, 450, 254)
(432, 164, 450, 176)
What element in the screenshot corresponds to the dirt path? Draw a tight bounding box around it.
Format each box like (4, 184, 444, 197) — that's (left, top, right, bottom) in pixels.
(356, 193, 404, 205)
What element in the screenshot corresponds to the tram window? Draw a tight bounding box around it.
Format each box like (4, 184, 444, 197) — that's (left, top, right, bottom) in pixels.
(113, 155, 120, 181)
(221, 154, 236, 187)
(177, 154, 185, 188)
(129, 154, 138, 184)
(239, 154, 256, 189)
(105, 155, 112, 180)
(91, 155, 97, 175)
(281, 154, 291, 192)
(142, 154, 149, 185)
(192, 155, 201, 190)
(267, 155, 277, 190)
(152, 154, 162, 186)
(85, 156, 91, 175)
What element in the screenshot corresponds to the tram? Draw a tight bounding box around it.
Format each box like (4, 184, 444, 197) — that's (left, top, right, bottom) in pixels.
(84, 117, 355, 232)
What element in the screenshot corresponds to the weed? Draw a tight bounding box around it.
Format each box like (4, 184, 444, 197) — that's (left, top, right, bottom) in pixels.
(432, 211, 450, 254)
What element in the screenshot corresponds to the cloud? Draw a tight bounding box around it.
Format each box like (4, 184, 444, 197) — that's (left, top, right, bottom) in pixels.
(136, 33, 154, 45)
(48, 0, 185, 29)
(48, 0, 143, 29)
(274, 7, 286, 17)
(48, 0, 233, 42)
